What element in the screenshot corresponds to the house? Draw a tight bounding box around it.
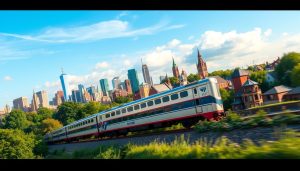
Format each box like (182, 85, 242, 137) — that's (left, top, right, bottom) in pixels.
(211, 76, 230, 90)
(265, 57, 280, 71)
(149, 83, 172, 96)
(283, 86, 300, 101)
(263, 85, 292, 104)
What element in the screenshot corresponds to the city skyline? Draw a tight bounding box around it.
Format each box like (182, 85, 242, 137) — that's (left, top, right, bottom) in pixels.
(2, 11, 300, 107)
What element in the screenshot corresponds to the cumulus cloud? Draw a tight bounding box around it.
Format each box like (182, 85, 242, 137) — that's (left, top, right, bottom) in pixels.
(4, 76, 12, 81)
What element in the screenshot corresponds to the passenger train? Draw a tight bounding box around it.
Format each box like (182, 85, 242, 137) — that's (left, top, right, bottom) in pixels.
(45, 78, 224, 144)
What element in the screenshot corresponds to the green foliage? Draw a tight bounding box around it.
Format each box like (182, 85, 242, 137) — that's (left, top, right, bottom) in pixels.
(0, 129, 36, 159)
(275, 52, 300, 86)
(291, 63, 300, 87)
(3, 110, 30, 130)
(40, 118, 63, 134)
(187, 73, 200, 83)
(37, 107, 54, 120)
(208, 69, 233, 79)
(53, 102, 84, 125)
(219, 88, 234, 111)
(114, 96, 133, 104)
(169, 76, 179, 86)
(71, 145, 121, 159)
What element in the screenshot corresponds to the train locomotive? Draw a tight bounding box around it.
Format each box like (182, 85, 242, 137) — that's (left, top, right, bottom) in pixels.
(45, 77, 224, 144)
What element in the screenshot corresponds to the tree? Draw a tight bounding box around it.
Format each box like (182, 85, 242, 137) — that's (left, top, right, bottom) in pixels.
(187, 73, 200, 83)
(114, 96, 133, 104)
(3, 110, 30, 130)
(0, 129, 36, 159)
(37, 107, 54, 120)
(169, 77, 179, 86)
(53, 102, 83, 125)
(275, 52, 300, 86)
(291, 63, 300, 87)
(208, 69, 233, 79)
(220, 88, 234, 111)
(26, 112, 41, 124)
(40, 118, 63, 134)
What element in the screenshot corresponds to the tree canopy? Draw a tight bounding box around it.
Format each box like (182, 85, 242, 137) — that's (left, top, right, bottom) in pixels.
(220, 88, 234, 111)
(275, 52, 300, 86)
(187, 73, 200, 83)
(3, 110, 30, 130)
(0, 129, 36, 159)
(291, 63, 300, 87)
(40, 118, 63, 134)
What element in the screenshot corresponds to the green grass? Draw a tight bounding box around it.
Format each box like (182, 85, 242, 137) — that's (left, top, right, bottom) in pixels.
(49, 130, 300, 159)
(249, 100, 300, 109)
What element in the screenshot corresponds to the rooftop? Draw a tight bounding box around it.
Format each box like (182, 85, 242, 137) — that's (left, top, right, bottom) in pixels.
(263, 85, 292, 95)
(286, 86, 300, 95)
(232, 69, 250, 78)
(242, 79, 258, 87)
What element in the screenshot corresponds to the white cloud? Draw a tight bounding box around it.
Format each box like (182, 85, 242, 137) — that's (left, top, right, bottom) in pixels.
(4, 76, 12, 81)
(124, 59, 131, 67)
(95, 62, 109, 69)
(167, 39, 181, 48)
(264, 29, 272, 37)
(0, 20, 185, 43)
(188, 36, 194, 40)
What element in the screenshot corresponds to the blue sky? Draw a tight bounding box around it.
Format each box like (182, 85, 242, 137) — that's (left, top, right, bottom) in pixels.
(1, 11, 300, 108)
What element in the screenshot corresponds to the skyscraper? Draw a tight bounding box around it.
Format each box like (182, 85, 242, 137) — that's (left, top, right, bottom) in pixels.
(31, 90, 39, 112)
(71, 90, 81, 103)
(100, 79, 109, 96)
(60, 69, 72, 101)
(36, 90, 49, 108)
(53, 90, 64, 106)
(141, 59, 152, 85)
(112, 77, 121, 90)
(196, 49, 208, 79)
(87, 86, 97, 101)
(128, 69, 140, 94)
(124, 79, 133, 94)
(78, 84, 85, 103)
(13, 97, 29, 112)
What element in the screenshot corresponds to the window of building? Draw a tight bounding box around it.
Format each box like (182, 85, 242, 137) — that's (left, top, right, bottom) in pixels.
(116, 110, 121, 115)
(155, 98, 162, 104)
(171, 93, 179, 100)
(141, 103, 146, 108)
(134, 105, 140, 110)
(162, 96, 170, 102)
(122, 108, 126, 114)
(255, 94, 258, 100)
(127, 106, 133, 112)
(180, 91, 188, 98)
(147, 101, 154, 106)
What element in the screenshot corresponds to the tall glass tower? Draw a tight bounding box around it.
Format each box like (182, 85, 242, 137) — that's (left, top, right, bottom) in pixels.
(99, 79, 109, 96)
(60, 70, 72, 102)
(128, 69, 140, 93)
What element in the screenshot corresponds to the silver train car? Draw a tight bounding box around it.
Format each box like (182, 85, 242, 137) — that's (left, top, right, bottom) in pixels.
(45, 77, 224, 144)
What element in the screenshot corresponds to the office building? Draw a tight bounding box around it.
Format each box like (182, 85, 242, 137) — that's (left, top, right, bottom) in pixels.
(128, 69, 140, 94)
(13, 97, 29, 112)
(60, 70, 72, 101)
(99, 79, 109, 96)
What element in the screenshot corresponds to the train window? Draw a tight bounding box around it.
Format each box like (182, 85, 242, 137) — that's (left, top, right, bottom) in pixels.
(180, 91, 188, 98)
(194, 88, 197, 94)
(134, 105, 140, 110)
(116, 110, 121, 115)
(92, 118, 94, 122)
(155, 99, 162, 104)
(141, 103, 146, 108)
(147, 101, 154, 106)
(122, 108, 127, 114)
(111, 112, 116, 117)
(162, 96, 170, 102)
(127, 106, 133, 112)
(106, 114, 110, 118)
(171, 94, 179, 100)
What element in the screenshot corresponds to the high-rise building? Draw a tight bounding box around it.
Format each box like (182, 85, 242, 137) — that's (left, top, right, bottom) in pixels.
(100, 79, 109, 96)
(119, 81, 126, 90)
(139, 83, 151, 98)
(124, 79, 133, 94)
(172, 57, 180, 79)
(60, 70, 72, 101)
(36, 90, 49, 108)
(141, 59, 152, 85)
(71, 90, 81, 103)
(13, 97, 29, 112)
(78, 84, 85, 103)
(196, 49, 208, 79)
(128, 69, 140, 94)
(112, 77, 121, 90)
(87, 86, 97, 101)
(31, 90, 40, 112)
(53, 90, 64, 106)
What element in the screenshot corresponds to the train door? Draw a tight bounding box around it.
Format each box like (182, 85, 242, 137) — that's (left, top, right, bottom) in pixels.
(192, 87, 202, 114)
